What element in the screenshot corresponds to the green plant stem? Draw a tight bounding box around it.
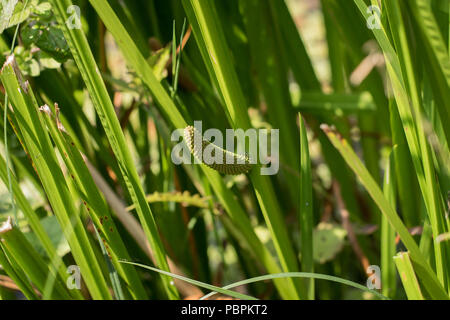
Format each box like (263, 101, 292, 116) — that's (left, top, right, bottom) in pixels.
(299, 114, 314, 299)
(381, 149, 397, 298)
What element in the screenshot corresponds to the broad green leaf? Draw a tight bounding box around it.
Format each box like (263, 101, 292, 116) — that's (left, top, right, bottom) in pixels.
(2, 0, 34, 31)
(22, 23, 71, 62)
(0, 0, 19, 33)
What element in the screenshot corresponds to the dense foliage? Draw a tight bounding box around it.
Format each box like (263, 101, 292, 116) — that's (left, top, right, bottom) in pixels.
(0, 0, 449, 300)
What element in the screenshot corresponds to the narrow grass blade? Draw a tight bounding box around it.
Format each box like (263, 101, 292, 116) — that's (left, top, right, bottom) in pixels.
(93, 227, 124, 300)
(394, 252, 424, 300)
(172, 20, 177, 79)
(388, 99, 420, 227)
(2, 0, 30, 226)
(381, 149, 397, 298)
(299, 114, 314, 299)
(173, 18, 187, 96)
(296, 92, 377, 115)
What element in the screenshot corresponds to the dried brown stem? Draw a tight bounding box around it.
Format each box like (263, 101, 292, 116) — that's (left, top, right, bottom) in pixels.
(333, 180, 370, 272)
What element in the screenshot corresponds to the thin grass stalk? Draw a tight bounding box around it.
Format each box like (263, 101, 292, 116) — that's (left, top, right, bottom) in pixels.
(299, 114, 314, 299)
(381, 149, 397, 298)
(121, 261, 388, 301)
(171, 20, 177, 86)
(93, 227, 124, 300)
(172, 18, 187, 96)
(120, 261, 257, 300)
(201, 272, 388, 300)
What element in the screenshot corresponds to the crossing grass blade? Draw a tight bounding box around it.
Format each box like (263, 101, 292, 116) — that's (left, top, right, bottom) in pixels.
(381, 149, 397, 298)
(296, 92, 377, 115)
(394, 252, 424, 300)
(120, 260, 388, 301)
(120, 260, 257, 300)
(200, 272, 388, 301)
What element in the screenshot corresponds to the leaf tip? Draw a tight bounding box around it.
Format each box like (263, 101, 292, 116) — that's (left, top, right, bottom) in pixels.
(320, 124, 335, 134)
(0, 216, 13, 234)
(2, 54, 28, 93)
